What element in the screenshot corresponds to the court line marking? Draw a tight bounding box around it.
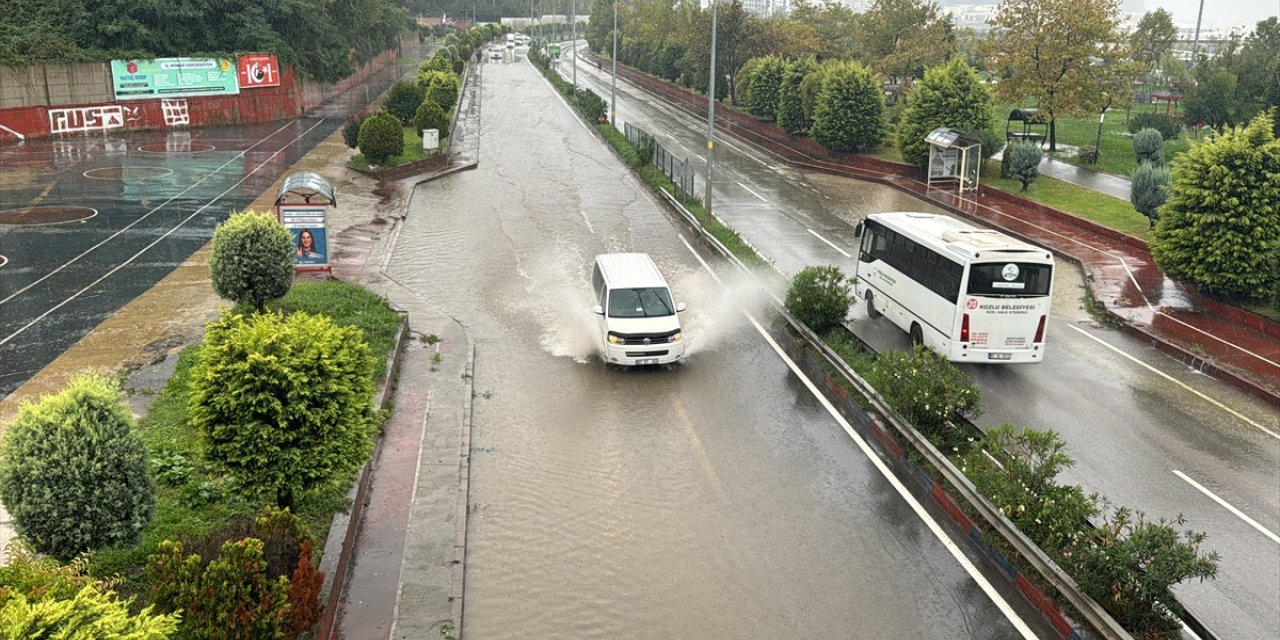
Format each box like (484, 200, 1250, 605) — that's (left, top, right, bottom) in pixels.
(678, 234, 1037, 639)
(0, 207, 98, 227)
(0, 119, 327, 348)
(0, 120, 298, 308)
(736, 181, 768, 202)
(0, 124, 24, 140)
(1173, 470, 1280, 545)
(807, 228, 851, 258)
(1065, 324, 1277, 440)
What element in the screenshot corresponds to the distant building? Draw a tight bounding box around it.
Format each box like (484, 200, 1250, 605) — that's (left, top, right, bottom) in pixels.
(737, 0, 792, 17)
(941, 4, 999, 33)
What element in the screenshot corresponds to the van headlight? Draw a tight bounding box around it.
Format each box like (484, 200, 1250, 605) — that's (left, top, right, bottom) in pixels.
(670, 332, 682, 343)
(608, 333, 622, 344)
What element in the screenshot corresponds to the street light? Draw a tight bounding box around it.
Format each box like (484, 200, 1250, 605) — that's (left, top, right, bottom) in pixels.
(704, 0, 719, 218)
(571, 0, 577, 89)
(611, 1, 618, 127)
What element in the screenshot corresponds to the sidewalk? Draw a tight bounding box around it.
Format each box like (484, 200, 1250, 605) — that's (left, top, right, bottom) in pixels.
(602, 60, 1280, 406)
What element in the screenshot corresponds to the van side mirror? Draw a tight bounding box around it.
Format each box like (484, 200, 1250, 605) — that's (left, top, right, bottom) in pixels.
(853, 220, 865, 237)
(593, 305, 604, 315)
(676, 302, 687, 313)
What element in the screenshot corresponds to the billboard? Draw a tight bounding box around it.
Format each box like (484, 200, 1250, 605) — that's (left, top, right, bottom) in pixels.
(111, 57, 240, 101)
(279, 205, 329, 267)
(237, 54, 281, 89)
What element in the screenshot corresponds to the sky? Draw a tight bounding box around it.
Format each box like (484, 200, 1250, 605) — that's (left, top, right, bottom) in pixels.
(1144, 0, 1278, 31)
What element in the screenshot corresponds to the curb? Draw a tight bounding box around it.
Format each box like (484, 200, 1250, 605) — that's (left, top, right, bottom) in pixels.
(451, 341, 477, 638)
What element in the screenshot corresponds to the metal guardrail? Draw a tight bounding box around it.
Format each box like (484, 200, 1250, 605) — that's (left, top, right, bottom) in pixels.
(624, 121, 697, 201)
(653, 186, 1136, 639)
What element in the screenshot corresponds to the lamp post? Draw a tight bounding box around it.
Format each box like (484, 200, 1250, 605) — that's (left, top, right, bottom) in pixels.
(611, 1, 618, 127)
(704, 0, 719, 218)
(571, 0, 577, 89)
(1093, 93, 1111, 165)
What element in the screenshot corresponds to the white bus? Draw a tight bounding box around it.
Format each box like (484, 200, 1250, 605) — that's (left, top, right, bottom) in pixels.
(853, 212, 1054, 363)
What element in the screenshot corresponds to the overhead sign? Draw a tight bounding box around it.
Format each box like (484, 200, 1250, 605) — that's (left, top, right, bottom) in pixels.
(237, 54, 280, 89)
(111, 57, 240, 100)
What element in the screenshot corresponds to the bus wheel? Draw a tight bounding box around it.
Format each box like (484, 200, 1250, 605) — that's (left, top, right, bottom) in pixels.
(909, 323, 923, 348)
(866, 292, 881, 319)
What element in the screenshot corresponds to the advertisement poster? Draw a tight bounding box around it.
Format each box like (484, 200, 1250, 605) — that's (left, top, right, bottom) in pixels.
(928, 146, 960, 179)
(237, 54, 280, 89)
(111, 57, 240, 100)
(280, 206, 328, 267)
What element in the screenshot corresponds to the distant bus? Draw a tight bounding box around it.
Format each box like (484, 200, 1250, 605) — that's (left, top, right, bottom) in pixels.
(853, 212, 1054, 363)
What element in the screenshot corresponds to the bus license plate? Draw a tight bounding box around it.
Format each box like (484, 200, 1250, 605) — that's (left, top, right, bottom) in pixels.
(637, 358, 659, 365)
(987, 353, 1012, 360)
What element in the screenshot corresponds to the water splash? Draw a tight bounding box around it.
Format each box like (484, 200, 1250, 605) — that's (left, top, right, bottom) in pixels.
(676, 267, 772, 358)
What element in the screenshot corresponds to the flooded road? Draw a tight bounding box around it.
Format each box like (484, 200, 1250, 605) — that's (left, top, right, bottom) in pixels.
(387, 57, 1046, 638)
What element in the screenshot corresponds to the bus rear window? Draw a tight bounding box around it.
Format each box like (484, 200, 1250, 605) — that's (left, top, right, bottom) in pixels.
(967, 263, 1052, 296)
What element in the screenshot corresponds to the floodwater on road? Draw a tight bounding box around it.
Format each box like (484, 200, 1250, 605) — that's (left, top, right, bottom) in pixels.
(386, 56, 1042, 639)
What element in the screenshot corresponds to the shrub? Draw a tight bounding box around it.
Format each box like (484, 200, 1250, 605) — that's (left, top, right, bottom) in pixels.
(866, 345, 980, 450)
(1127, 111, 1181, 140)
(1067, 504, 1219, 634)
(1003, 142, 1042, 191)
(811, 61, 886, 153)
(0, 585, 178, 639)
(745, 55, 786, 121)
(1132, 127, 1165, 165)
(208, 210, 294, 311)
(1152, 112, 1280, 301)
(896, 58, 995, 167)
(0, 373, 155, 561)
(342, 116, 364, 149)
(777, 57, 817, 134)
(961, 426, 1097, 553)
(574, 87, 607, 122)
(414, 99, 449, 140)
(384, 80, 425, 126)
(785, 265, 853, 333)
(147, 538, 291, 639)
(357, 110, 405, 167)
(1130, 161, 1171, 228)
(417, 69, 452, 92)
(426, 73, 460, 112)
(189, 310, 377, 510)
(0, 540, 101, 603)
(799, 64, 831, 124)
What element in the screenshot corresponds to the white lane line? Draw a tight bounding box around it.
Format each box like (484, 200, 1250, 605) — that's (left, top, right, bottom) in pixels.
(736, 181, 768, 202)
(579, 208, 595, 234)
(0, 119, 328, 348)
(1173, 470, 1280, 545)
(678, 234, 1037, 639)
(1065, 324, 1278, 439)
(0, 120, 298, 308)
(807, 228, 851, 258)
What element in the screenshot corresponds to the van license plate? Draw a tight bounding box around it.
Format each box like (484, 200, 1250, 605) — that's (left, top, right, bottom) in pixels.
(636, 358, 659, 365)
(987, 353, 1012, 360)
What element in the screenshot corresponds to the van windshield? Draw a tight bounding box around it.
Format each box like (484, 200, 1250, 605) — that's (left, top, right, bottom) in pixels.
(608, 287, 675, 318)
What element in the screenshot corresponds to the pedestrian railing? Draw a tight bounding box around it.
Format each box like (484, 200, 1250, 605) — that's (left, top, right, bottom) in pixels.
(625, 121, 697, 203)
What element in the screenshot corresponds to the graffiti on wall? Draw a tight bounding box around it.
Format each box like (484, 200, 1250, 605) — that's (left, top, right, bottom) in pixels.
(162, 99, 189, 126)
(48, 105, 142, 134)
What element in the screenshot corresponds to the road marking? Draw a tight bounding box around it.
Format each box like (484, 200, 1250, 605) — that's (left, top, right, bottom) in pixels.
(1065, 324, 1278, 440)
(671, 395, 725, 497)
(678, 234, 1037, 639)
(1173, 470, 1280, 545)
(0, 119, 328, 348)
(736, 181, 768, 202)
(807, 228, 851, 258)
(0, 120, 299, 308)
(579, 208, 595, 234)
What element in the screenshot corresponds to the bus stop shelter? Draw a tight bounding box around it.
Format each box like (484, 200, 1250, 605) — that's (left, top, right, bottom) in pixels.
(275, 171, 336, 275)
(924, 128, 982, 194)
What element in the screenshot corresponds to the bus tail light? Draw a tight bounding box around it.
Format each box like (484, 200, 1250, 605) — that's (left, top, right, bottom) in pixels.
(1034, 315, 1046, 343)
(960, 314, 970, 343)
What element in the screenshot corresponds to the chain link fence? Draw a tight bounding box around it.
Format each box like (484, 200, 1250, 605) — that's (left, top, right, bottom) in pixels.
(625, 122, 698, 202)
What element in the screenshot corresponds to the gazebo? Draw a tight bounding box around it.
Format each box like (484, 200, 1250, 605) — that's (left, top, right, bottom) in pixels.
(925, 128, 982, 194)
(1005, 108, 1047, 147)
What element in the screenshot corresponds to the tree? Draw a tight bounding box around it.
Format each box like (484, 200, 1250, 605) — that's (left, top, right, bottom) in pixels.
(1130, 161, 1170, 228)
(790, 0, 860, 60)
(811, 61, 886, 153)
(858, 0, 954, 82)
(785, 265, 853, 333)
(357, 110, 405, 167)
(777, 57, 818, 134)
(982, 0, 1132, 151)
(384, 80, 426, 126)
(1130, 9, 1178, 72)
(426, 73, 460, 112)
(1004, 142, 1043, 191)
(1237, 17, 1280, 122)
(0, 373, 155, 561)
(896, 57, 994, 167)
(676, 0, 758, 101)
(208, 210, 295, 311)
(1184, 71, 1243, 129)
(414, 99, 449, 139)
(1151, 112, 1280, 301)
(745, 55, 787, 120)
(189, 310, 378, 509)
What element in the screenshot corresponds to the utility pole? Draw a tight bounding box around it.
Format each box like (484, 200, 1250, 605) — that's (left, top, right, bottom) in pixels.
(704, 0, 719, 218)
(1190, 0, 1205, 66)
(571, 0, 577, 89)
(611, 1, 618, 127)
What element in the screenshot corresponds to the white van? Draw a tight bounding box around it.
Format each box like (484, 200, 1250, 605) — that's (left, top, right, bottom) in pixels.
(592, 253, 687, 366)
